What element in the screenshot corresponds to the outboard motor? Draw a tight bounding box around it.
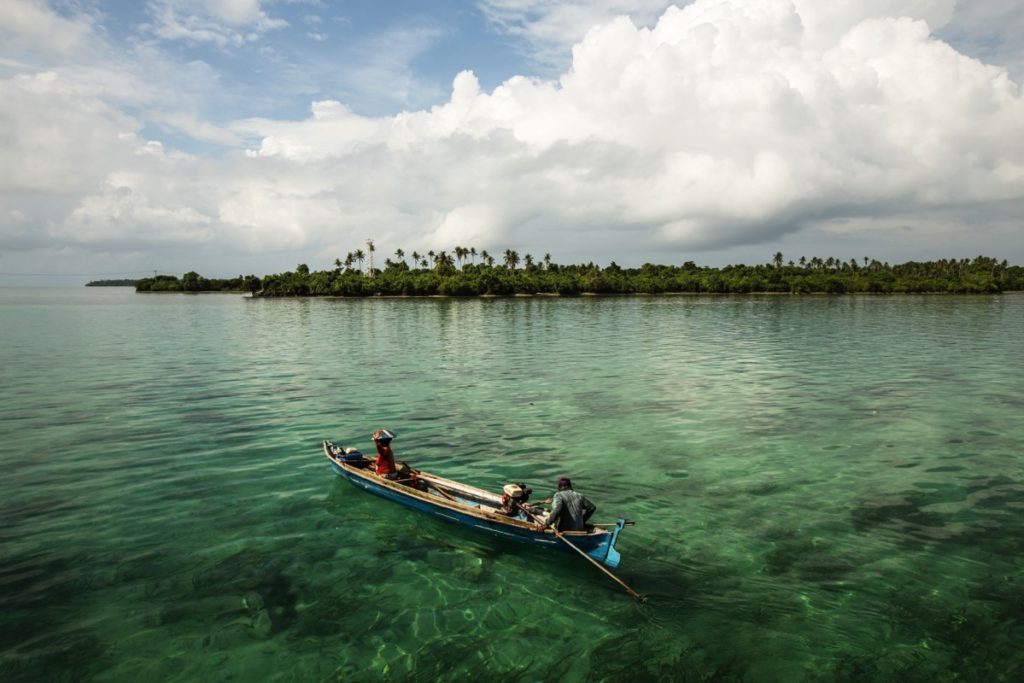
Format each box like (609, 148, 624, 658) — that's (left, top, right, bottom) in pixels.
(500, 482, 537, 515)
(341, 446, 367, 467)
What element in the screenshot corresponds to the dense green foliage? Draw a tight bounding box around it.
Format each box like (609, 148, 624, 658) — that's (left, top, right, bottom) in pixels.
(134, 272, 261, 293)
(251, 253, 1023, 297)
(85, 279, 137, 286)
(132, 255, 1023, 297)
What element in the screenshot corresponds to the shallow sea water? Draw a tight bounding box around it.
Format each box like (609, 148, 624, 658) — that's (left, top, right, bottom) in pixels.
(1, 288, 1023, 682)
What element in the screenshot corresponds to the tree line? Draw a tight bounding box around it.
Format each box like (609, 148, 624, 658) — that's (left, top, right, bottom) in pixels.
(85, 279, 138, 286)
(134, 272, 261, 293)
(134, 251, 1021, 296)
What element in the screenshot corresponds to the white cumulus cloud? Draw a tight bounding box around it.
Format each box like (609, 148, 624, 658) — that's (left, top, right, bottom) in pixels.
(477, 0, 672, 71)
(1, 0, 1023, 276)
(0, 0, 94, 57)
(222, 0, 1024, 255)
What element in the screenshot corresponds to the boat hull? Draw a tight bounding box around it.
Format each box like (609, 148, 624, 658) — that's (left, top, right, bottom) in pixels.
(325, 443, 623, 568)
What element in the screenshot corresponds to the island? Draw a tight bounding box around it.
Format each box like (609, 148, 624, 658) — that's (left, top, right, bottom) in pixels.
(132, 252, 1023, 297)
(85, 279, 138, 287)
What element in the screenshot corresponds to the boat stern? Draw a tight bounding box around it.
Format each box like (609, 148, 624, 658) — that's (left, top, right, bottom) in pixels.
(586, 518, 626, 568)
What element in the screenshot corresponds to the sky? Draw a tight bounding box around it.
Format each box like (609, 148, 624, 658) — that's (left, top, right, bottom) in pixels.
(1, 0, 1023, 285)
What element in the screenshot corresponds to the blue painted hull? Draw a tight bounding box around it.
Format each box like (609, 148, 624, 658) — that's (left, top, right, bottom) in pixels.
(325, 445, 624, 568)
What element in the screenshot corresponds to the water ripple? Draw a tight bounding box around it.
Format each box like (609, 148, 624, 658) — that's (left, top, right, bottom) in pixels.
(2, 290, 1024, 679)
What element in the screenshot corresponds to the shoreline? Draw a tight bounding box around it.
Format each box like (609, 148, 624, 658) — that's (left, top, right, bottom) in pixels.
(241, 290, 1023, 300)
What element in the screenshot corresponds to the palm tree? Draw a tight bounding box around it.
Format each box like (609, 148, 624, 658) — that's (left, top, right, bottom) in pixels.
(344, 253, 354, 270)
(334, 258, 342, 273)
(504, 249, 520, 272)
(428, 250, 436, 268)
(354, 249, 365, 272)
(523, 253, 534, 270)
(799, 256, 807, 268)
(434, 251, 454, 272)
(395, 248, 405, 266)
(480, 250, 491, 267)
(772, 252, 784, 269)
(411, 251, 421, 268)
(470, 247, 477, 264)
(543, 253, 552, 270)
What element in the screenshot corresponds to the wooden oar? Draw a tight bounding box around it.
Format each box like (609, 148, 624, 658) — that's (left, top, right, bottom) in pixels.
(516, 503, 646, 603)
(362, 460, 457, 502)
(424, 481, 459, 502)
(401, 464, 461, 503)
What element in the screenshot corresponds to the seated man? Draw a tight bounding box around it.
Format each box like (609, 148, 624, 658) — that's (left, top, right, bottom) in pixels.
(536, 477, 595, 532)
(372, 429, 398, 479)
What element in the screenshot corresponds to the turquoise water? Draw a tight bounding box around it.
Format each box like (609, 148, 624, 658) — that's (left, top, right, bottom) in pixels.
(2, 288, 1023, 681)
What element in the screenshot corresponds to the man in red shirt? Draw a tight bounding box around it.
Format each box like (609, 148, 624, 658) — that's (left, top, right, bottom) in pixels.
(372, 429, 398, 478)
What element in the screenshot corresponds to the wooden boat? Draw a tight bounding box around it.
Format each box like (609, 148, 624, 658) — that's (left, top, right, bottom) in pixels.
(323, 440, 626, 568)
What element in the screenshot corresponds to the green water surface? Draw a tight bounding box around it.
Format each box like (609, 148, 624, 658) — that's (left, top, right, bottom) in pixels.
(1, 288, 1023, 682)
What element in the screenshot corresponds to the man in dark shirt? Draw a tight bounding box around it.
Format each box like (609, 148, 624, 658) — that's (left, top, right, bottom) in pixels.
(538, 477, 596, 532)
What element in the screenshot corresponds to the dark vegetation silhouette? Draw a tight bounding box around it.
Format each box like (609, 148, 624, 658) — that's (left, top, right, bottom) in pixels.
(134, 272, 261, 293)
(85, 279, 138, 286)
(133, 253, 1023, 296)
